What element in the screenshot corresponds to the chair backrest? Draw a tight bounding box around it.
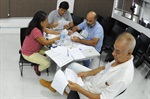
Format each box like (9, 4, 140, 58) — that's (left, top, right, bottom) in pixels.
(146, 44, 150, 56)
(133, 33, 150, 56)
(110, 24, 125, 40)
(138, 33, 150, 52)
(146, 23, 150, 29)
(71, 15, 84, 26)
(125, 27, 141, 39)
(97, 14, 104, 24)
(20, 27, 28, 47)
(101, 16, 116, 36)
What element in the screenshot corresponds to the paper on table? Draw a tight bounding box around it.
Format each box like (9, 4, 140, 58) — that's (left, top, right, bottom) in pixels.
(51, 69, 84, 95)
(71, 32, 84, 39)
(69, 48, 85, 60)
(45, 50, 73, 67)
(51, 69, 68, 95)
(77, 44, 93, 50)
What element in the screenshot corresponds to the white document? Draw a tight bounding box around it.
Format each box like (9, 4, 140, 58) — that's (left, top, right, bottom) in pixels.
(51, 69, 84, 95)
(51, 69, 68, 95)
(65, 68, 84, 86)
(69, 48, 85, 60)
(45, 49, 73, 67)
(80, 30, 88, 38)
(54, 20, 70, 30)
(71, 32, 85, 39)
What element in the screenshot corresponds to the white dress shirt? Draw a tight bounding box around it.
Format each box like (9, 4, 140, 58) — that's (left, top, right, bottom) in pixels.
(68, 56, 134, 99)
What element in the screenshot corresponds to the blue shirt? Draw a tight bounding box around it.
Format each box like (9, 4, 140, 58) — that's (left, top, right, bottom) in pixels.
(78, 20, 104, 52)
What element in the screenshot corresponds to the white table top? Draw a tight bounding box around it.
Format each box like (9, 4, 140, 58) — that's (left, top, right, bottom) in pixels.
(45, 32, 100, 68)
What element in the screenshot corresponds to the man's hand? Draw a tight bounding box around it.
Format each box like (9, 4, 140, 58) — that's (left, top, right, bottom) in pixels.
(68, 80, 80, 91)
(78, 72, 89, 79)
(68, 30, 73, 35)
(71, 36, 80, 42)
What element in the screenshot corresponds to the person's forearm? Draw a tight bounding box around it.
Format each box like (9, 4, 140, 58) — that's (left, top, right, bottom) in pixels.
(69, 22, 74, 28)
(78, 39, 97, 46)
(45, 29, 55, 34)
(87, 66, 105, 76)
(47, 24, 55, 28)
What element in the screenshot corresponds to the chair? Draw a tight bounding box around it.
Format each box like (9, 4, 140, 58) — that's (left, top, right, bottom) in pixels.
(125, 26, 141, 39)
(71, 15, 84, 26)
(19, 27, 49, 77)
(146, 23, 150, 29)
(133, 33, 150, 59)
(103, 24, 125, 62)
(97, 14, 104, 24)
(100, 16, 116, 37)
(135, 44, 150, 79)
(103, 24, 125, 51)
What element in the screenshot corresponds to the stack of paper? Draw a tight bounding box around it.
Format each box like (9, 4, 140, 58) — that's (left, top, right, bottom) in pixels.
(45, 49, 73, 67)
(51, 69, 84, 95)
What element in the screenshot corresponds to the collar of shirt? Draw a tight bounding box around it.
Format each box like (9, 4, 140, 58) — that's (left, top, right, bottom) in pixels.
(110, 55, 134, 71)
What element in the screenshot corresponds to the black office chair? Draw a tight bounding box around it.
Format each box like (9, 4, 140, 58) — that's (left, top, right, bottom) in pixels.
(97, 14, 104, 24)
(146, 23, 150, 29)
(100, 16, 116, 38)
(125, 26, 141, 39)
(103, 24, 125, 62)
(103, 24, 125, 51)
(71, 15, 84, 26)
(133, 33, 150, 59)
(135, 44, 150, 79)
(19, 27, 49, 77)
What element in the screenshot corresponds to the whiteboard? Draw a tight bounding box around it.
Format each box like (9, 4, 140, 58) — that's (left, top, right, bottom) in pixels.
(56, 0, 75, 13)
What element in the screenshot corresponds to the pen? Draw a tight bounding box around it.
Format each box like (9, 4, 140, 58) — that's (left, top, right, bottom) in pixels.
(67, 49, 69, 57)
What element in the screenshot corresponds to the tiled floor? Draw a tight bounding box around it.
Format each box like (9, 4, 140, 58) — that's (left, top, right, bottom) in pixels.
(0, 18, 149, 99)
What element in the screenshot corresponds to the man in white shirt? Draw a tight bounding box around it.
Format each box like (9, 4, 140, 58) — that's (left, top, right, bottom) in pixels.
(67, 32, 136, 99)
(40, 32, 136, 99)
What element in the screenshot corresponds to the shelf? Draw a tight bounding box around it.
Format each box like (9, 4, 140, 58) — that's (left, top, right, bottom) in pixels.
(111, 12, 150, 38)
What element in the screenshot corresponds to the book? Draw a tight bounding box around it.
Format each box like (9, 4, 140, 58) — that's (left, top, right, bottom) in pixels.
(51, 69, 84, 95)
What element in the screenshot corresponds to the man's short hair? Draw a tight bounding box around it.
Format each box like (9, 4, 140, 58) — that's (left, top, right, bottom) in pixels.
(59, 1, 69, 10)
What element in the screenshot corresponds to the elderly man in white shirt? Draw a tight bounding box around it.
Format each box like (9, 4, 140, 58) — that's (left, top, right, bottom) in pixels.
(40, 32, 136, 99)
(67, 32, 136, 99)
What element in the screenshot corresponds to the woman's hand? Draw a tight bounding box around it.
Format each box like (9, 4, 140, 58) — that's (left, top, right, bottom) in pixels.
(54, 31, 60, 35)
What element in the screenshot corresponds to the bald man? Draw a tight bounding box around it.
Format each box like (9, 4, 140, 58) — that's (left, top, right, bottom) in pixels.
(71, 11, 104, 67)
(40, 32, 136, 99)
(67, 32, 136, 99)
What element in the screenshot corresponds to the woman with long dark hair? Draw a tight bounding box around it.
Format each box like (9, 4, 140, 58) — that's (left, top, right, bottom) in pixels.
(21, 11, 60, 76)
